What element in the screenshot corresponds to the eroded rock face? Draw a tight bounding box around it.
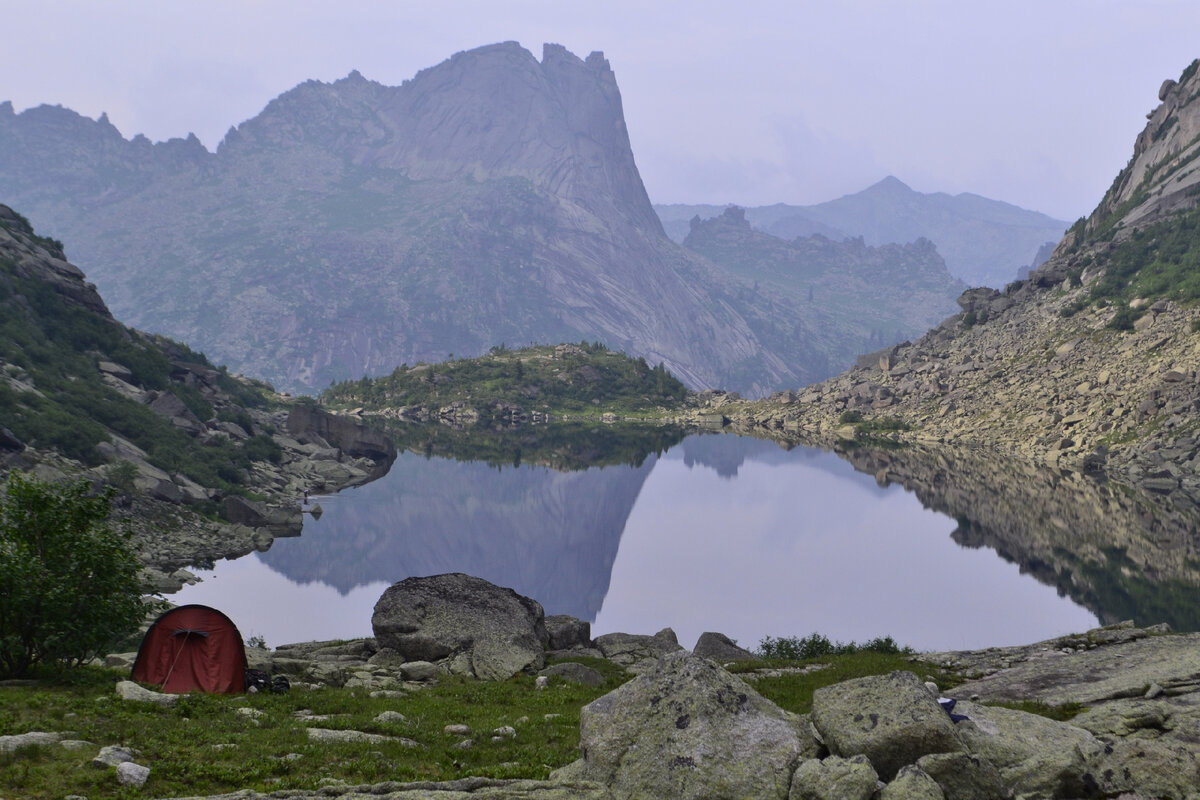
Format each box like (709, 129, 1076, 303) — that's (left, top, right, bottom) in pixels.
(575, 651, 816, 800)
(693, 631, 757, 663)
(810, 670, 962, 780)
(371, 573, 549, 681)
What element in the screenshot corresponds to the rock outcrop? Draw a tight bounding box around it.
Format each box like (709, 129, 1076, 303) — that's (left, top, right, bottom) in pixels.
(567, 651, 817, 800)
(371, 574, 550, 681)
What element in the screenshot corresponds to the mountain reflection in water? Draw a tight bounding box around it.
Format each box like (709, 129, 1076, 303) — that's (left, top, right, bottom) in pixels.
(174, 425, 1200, 648)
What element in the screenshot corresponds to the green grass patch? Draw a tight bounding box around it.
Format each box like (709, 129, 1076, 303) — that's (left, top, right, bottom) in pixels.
(321, 342, 689, 419)
(0, 663, 629, 799)
(727, 651, 958, 716)
(983, 699, 1086, 722)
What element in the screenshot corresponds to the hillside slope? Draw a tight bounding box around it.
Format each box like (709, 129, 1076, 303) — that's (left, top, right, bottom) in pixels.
(0, 205, 394, 589)
(706, 59, 1200, 502)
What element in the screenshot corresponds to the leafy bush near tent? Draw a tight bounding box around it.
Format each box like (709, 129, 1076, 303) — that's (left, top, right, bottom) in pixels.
(0, 472, 158, 678)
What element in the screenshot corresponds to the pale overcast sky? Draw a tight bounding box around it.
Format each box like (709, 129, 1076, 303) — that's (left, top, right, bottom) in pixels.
(3, 1, 1198, 220)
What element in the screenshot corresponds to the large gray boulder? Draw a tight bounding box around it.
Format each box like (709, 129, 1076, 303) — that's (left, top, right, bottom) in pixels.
(593, 628, 683, 669)
(545, 615, 592, 650)
(693, 631, 757, 663)
(371, 573, 549, 681)
(810, 670, 962, 780)
(790, 755, 879, 800)
(952, 701, 1104, 798)
(574, 651, 817, 800)
(915, 752, 1009, 800)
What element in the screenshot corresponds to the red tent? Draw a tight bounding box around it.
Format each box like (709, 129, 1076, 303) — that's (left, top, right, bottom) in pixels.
(131, 604, 247, 693)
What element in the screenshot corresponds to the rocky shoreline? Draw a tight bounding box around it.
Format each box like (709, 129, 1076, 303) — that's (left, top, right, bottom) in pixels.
(81, 573, 1200, 799)
(93, 617, 1200, 800)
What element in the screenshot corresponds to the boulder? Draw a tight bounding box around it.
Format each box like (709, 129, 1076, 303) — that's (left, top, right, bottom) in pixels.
(116, 761, 150, 787)
(545, 615, 592, 650)
(539, 662, 605, 687)
(372, 573, 549, 681)
(574, 651, 817, 800)
(880, 765, 945, 799)
(916, 751, 1009, 800)
(593, 628, 683, 668)
(790, 755, 879, 800)
(0, 731, 62, 752)
(693, 631, 756, 663)
(1088, 737, 1200, 797)
(116, 680, 178, 706)
(810, 670, 962, 780)
(952, 701, 1104, 798)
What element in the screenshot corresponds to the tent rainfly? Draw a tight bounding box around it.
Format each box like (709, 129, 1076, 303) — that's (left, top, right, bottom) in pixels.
(131, 604, 247, 693)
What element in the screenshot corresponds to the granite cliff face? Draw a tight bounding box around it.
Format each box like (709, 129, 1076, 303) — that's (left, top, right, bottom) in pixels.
(0, 43, 811, 396)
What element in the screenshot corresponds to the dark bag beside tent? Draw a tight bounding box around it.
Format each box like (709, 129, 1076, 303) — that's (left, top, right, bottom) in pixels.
(131, 604, 247, 693)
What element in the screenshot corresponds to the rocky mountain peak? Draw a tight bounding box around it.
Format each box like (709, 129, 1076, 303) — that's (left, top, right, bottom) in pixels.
(217, 41, 658, 233)
(1072, 59, 1200, 245)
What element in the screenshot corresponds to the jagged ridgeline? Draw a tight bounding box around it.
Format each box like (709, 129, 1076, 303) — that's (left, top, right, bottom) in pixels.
(321, 342, 689, 422)
(0, 42, 982, 398)
(0, 206, 280, 499)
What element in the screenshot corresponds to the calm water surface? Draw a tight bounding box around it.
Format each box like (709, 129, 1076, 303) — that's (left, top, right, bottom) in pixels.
(176, 433, 1099, 650)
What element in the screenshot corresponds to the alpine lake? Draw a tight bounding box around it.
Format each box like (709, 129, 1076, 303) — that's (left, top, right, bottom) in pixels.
(175, 421, 1200, 654)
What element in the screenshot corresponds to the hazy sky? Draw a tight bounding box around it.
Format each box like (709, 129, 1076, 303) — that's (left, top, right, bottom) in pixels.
(3, 1, 1198, 220)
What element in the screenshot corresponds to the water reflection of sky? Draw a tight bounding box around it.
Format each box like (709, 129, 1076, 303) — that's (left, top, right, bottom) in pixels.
(593, 449, 1097, 652)
(176, 435, 1097, 651)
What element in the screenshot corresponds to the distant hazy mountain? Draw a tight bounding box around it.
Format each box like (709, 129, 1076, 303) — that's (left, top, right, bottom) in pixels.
(656, 176, 1069, 288)
(0, 43, 977, 396)
(682, 208, 964, 371)
(0, 43, 806, 395)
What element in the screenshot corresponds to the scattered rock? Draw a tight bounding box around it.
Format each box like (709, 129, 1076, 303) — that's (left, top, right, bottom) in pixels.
(306, 728, 407, 744)
(116, 761, 151, 787)
(574, 651, 816, 800)
(593, 627, 683, 668)
(880, 764, 945, 799)
(400, 660, 443, 682)
(810, 670, 962, 780)
(539, 662, 605, 687)
(372, 573, 549, 681)
(92, 744, 137, 768)
(693, 631, 757, 662)
(116, 680, 178, 706)
(790, 754, 879, 800)
(0, 731, 62, 752)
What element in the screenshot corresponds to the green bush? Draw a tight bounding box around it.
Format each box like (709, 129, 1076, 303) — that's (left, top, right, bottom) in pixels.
(0, 472, 157, 677)
(756, 632, 911, 660)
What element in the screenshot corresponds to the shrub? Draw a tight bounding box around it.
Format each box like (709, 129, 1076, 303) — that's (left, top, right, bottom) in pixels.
(0, 472, 157, 677)
(756, 632, 912, 660)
